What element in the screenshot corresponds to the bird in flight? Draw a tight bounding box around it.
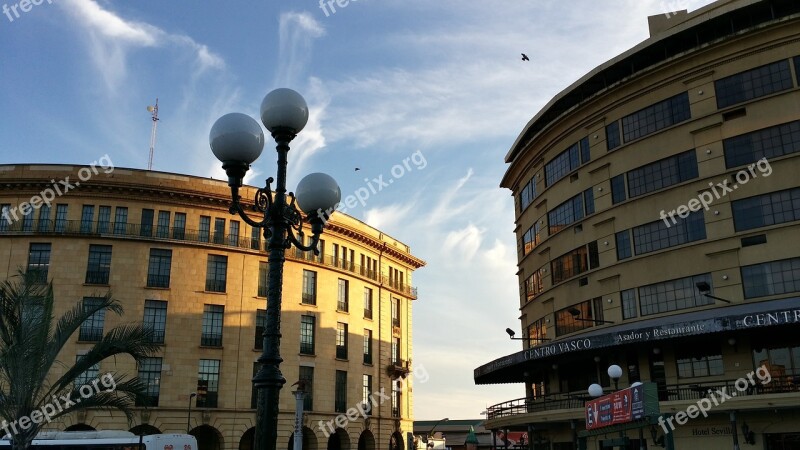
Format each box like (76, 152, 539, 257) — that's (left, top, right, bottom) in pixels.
(521, 53, 530, 61)
(355, 167, 360, 171)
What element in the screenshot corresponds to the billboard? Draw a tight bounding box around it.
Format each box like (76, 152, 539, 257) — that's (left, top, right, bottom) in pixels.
(585, 384, 647, 430)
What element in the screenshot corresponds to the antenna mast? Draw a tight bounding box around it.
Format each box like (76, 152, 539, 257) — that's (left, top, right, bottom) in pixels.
(147, 99, 159, 170)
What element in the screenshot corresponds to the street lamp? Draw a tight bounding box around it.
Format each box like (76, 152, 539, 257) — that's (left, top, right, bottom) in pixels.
(187, 392, 196, 433)
(210, 88, 341, 450)
(505, 328, 551, 343)
(695, 281, 732, 303)
(607, 364, 623, 390)
(428, 417, 450, 440)
(568, 308, 615, 324)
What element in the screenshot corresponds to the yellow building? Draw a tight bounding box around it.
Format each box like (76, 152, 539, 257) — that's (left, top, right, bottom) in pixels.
(475, 1, 800, 449)
(0, 164, 425, 450)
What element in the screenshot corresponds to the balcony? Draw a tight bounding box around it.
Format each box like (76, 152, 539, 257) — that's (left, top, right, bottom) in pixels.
(387, 358, 410, 379)
(200, 333, 223, 347)
(147, 274, 170, 288)
(85, 270, 110, 285)
(79, 327, 104, 342)
(205, 279, 226, 293)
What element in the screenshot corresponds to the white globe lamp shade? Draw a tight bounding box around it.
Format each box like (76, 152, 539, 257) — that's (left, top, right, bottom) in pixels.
(631, 382, 643, 388)
(260, 88, 309, 133)
(209, 113, 265, 165)
(295, 173, 341, 215)
(588, 384, 604, 397)
(607, 365, 623, 380)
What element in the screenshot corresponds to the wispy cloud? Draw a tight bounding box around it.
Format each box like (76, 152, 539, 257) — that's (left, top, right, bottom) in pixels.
(275, 11, 326, 88)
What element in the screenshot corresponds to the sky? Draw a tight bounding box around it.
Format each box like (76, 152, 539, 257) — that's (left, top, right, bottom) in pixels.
(0, 0, 718, 421)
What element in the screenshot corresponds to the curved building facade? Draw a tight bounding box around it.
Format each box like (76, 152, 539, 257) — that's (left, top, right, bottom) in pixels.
(0, 164, 425, 450)
(475, 1, 800, 449)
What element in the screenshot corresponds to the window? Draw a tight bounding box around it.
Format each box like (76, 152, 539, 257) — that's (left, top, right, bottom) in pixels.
(391, 337, 401, 365)
(251, 363, 259, 409)
(22, 206, 33, 231)
(147, 249, 172, 288)
(606, 121, 621, 151)
(229, 220, 240, 246)
(616, 231, 632, 260)
(583, 188, 595, 215)
(391, 379, 401, 418)
(337, 279, 349, 312)
(363, 288, 373, 319)
(137, 357, 162, 406)
(205, 255, 227, 292)
(621, 289, 637, 319)
(255, 309, 266, 350)
(299, 366, 314, 411)
(113, 207, 127, 235)
(579, 137, 591, 164)
(752, 344, 800, 387)
(85, 245, 112, 284)
(632, 210, 706, 255)
(80, 297, 106, 342)
(741, 257, 800, 299)
(521, 219, 543, 256)
(201, 304, 224, 347)
(80, 205, 94, 233)
(36, 204, 50, 232)
(391, 298, 400, 327)
(676, 349, 723, 378)
(363, 329, 373, 364)
(300, 315, 315, 355)
(74, 355, 99, 388)
(54, 204, 68, 232)
(302, 270, 317, 305)
(362, 375, 373, 416)
(548, 192, 591, 234)
(27, 243, 51, 283)
(156, 211, 170, 238)
(732, 187, 800, 231)
(545, 140, 583, 187)
(523, 267, 545, 302)
(196, 359, 220, 408)
(611, 175, 626, 204)
(715, 59, 793, 109)
(638, 273, 713, 316)
(97, 206, 111, 233)
(723, 120, 800, 168)
(335, 371, 347, 413)
(527, 317, 547, 343)
(199, 216, 211, 242)
(336, 322, 348, 359)
(140, 209, 154, 237)
(251, 226, 261, 250)
(0, 204, 10, 232)
(550, 243, 599, 284)
(173, 212, 186, 240)
(213, 218, 225, 244)
(555, 299, 596, 336)
(143, 300, 167, 344)
(626, 150, 698, 198)
(258, 262, 269, 297)
(621, 92, 691, 142)
(796, 57, 800, 85)
(518, 175, 537, 212)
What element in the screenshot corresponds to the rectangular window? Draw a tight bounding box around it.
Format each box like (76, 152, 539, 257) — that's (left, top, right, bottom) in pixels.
(213, 218, 225, 244)
(715, 59, 793, 109)
(143, 300, 167, 344)
(27, 243, 51, 283)
(363, 329, 373, 364)
(391, 298, 400, 327)
(113, 207, 127, 235)
(22, 206, 34, 231)
(521, 220, 542, 256)
(523, 268, 545, 302)
(0, 204, 10, 232)
(363, 288, 373, 319)
(723, 120, 800, 168)
(639, 273, 713, 316)
(199, 216, 211, 242)
(741, 257, 800, 299)
(362, 375, 373, 416)
(196, 359, 220, 408)
(392, 380, 401, 417)
(37, 204, 50, 232)
(137, 357, 162, 406)
(518, 175, 537, 212)
(621, 92, 691, 142)
(173, 213, 186, 240)
(732, 187, 800, 231)
(300, 315, 315, 355)
(579, 137, 591, 164)
(80, 297, 106, 342)
(255, 309, 266, 350)
(392, 337, 401, 364)
(554, 300, 594, 336)
(147, 249, 172, 288)
(621, 289, 637, 319)
(85, 244, 112, 284)
(80, 205, 94, 233)
(548, 193, 587, 234)
(583, 188, 595, 215)
(632, 210, 706, 255)
(545, 140, 582, 187)
(258, 261, 268, 297)
(52, 204, 68, 232)
(616, 231, 632, 260)
(97, 206, 111, 233)
(551, 244, 598, 284)
(229, 220, 240, 246)
(205, 255, 227, 292)
(74, 355, 99, 388)
(299, 366, 314, 411)
(156, 211, 170, 238)
(337, 279, 349, 312)
(795, 57, 800, 85)
(335, 370, 347, 413)
(251, 226, 261, 250)
(627, 150, 699, 198)
(611, 175, 626, 204)
(676, 349, 724, 378)
(302, 270, 317, 305)
(336, 322, 348, 359)
(140, 209, 154, 237)
(606, 121, 621, 151)
(201, 304, 224, 347)
(251, 363, 259, 409)
(527, 317, 547, 343)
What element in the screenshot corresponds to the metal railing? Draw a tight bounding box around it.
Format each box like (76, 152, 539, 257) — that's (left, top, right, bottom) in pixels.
(84, 270, 110, 285)
(205, 279, 226, 293)
(200, 333, 222, 347)
(78, 327, 104, 342)
(146, 274, 170, 288)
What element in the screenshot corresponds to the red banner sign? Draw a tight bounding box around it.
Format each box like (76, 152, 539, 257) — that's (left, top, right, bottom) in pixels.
(585, 384, 645, 430)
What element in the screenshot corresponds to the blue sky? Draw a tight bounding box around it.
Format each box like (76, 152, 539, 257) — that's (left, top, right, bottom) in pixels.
(1, 0, 716, 420)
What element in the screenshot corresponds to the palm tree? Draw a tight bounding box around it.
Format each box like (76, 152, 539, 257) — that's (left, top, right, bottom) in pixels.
(0, 271, 162, 450)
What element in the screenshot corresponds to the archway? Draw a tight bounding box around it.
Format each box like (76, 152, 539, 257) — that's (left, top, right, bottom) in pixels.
(190, 425, 223, 450)
(357, 430, 375, 450)
(389, 432, 404, 450)
(327, 428, 350, 450)
(288, 426, 319, 450)
(130, 425, 161, 436)
(65, 424, 95, 431)
(239, 427, 255, 450)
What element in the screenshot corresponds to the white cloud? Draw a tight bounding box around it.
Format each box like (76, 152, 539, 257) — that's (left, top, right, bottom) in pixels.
(275, 12, 326, 88)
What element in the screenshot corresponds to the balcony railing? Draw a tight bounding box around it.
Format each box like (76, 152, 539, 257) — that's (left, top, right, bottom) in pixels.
(387, 358, 410, 379)
(78, 327, 104, 342)
(364, 309, 373, 320)
(336, 346, 348, 359)
(147, 274, 170, 288)
(486, 377, 800, 420)
(258, 285, 268, 298)
(1, 219, 419, 297)
(85, 270, 110, 285)
(205, 279, 226, 293)
(200, 333, 222, 347)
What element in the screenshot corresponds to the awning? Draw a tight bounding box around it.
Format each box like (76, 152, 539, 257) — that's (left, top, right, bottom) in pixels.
(474, 296, 800, 385)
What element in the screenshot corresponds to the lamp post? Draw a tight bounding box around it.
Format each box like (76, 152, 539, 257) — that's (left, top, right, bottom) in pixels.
(187, 392, 196, 433)
(696, 281, 732, 303)
(505, 328, 551, 343)
(428, 418, 450, 441)
(568, 308, 615, 324)
(607, 365, 623, 390)
(210, 88, 341, 450)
